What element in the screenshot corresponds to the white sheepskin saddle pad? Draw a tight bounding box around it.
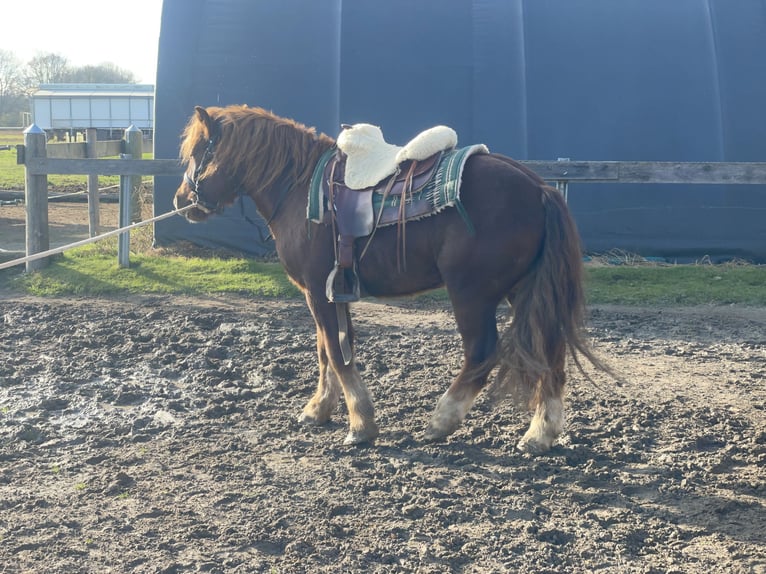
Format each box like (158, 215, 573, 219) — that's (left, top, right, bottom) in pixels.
(336, 123, 458, 190)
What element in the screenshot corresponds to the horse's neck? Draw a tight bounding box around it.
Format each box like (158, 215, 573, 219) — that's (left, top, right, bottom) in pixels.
(248, 136, 333, 224)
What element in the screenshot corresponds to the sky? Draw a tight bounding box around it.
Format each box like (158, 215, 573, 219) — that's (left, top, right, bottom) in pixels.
(2, 0, 163, 84)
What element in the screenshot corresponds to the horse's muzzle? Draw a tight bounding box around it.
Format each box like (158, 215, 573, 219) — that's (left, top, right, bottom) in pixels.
(174, 190, 210, 222)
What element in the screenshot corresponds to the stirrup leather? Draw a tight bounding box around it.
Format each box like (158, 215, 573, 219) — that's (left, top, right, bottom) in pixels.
(325, 262, 361, 304)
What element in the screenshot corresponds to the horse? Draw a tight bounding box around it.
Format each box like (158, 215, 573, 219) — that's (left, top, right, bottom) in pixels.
(173, 104, 608, 452)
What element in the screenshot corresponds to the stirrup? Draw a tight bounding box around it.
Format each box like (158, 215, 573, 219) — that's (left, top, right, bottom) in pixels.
(326, 263, 360, 303)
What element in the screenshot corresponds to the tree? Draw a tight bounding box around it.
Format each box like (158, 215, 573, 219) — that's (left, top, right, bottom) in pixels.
(27, 52, 70, 85)
(0, 50, 23, 124)
(0, 50, 143, 126)
(65, 62, 136, 84)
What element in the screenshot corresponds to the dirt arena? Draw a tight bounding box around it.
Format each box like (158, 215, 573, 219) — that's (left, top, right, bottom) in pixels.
(1, 197, 764, 573)
(0, 292, 764, 574)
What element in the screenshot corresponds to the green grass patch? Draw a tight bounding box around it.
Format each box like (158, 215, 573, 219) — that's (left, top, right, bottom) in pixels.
(0, 131, 24, 189)
(2, 243, 764, 306)
(0, 129, 151, 190)
(3, 243, 300, 298)
(0, 130, 23, 145)
(586, 264, 766, 306)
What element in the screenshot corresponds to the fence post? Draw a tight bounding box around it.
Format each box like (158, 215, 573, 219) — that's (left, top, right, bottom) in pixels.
(85, 128, 100, 237)
(124, 125, 143, 223)
(23, 124, 49, 272)
(555, 157, 570, 202)
(118, 157, 132, 268)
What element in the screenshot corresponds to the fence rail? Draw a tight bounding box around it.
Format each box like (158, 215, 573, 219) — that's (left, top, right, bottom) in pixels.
(41, 140, 124, 159)
(13, 122, 766, 272)
(524, 160, 766, 185)
(23, 158, 766, 184)
(23, 157, 182, 176)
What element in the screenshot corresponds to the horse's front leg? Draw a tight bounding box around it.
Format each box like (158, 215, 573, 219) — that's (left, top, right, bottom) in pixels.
(302, 292, 379, 445)
(298, 319, 341, 426)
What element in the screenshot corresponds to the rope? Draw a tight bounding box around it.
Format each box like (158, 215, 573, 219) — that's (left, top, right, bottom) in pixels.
(48, 182, 139, 200)
(0, 204, 196, 271)
(48, 190, 88, 201)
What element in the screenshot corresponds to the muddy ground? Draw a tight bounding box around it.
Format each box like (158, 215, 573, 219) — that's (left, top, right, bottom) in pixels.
(0, 292, 764, 574)
(1, 195, 765, 573)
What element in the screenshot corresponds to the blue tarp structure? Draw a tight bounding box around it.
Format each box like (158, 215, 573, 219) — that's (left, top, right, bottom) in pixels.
(154, 0, 766, 262)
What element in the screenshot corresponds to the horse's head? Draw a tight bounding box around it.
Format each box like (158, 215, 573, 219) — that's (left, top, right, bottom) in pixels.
(175, 104, 336, 225)
(174, 106, 237, 222)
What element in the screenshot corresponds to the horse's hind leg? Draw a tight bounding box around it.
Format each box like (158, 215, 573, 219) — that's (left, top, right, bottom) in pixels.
(517, 341, 566, 453)
(425, 301, 499, 440)
(518, 393, 564, 453)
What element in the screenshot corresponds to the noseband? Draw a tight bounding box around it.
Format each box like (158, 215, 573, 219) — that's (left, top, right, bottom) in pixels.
(184, 134, 222, 214)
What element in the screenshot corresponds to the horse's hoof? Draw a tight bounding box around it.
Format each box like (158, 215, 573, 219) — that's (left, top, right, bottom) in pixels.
(516, 436, 553, 454)
(298, 412, 326, 426)
(343, 427, 378, 446)
(422, 425, 450, 442)
(425, 394, 468, 441)
(423, 413, 462, 441)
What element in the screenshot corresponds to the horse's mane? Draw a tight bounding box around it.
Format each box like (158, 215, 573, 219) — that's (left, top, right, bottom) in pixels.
(180, 105, 335, 195)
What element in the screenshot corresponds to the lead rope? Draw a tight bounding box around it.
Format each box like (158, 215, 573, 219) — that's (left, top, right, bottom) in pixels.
(0, 204, 196, 271)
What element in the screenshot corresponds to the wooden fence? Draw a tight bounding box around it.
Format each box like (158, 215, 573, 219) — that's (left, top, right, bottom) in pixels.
(17, 124, 183, 271)
(15, 125, 766, 271)
(521, 159, 766, 203)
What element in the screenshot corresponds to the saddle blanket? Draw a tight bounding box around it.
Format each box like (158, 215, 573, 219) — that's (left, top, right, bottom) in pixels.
(308, 143, 489, 232)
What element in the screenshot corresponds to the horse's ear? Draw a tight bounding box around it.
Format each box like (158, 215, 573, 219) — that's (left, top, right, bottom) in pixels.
(194, 106, 214, 137)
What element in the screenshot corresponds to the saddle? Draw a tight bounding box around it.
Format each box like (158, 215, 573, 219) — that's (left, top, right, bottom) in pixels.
(337, 123, 457, 189)
(321, 123, 458, 303)
(307, 130, 488, 368)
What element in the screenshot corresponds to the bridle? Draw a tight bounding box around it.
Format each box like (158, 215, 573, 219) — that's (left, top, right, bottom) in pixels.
(183, 133, 222, 214)
(181, 122, 296, 241)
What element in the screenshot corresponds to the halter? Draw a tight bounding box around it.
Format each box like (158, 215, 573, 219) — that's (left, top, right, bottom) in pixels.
(182, 125, 294, 242)
(184, 134, 222, 214)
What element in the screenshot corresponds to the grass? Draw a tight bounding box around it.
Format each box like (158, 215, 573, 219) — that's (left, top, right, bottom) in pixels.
(0, 129, 151, 190)
(0, 130, 25, 189)
(1, 235, 764, 306)
(586, 263, 766, 306)
(4, 241, 300, 299)
(0, 130, 22, 146)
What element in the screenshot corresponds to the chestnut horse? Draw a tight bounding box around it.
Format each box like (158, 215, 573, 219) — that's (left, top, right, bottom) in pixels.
(173, 105, 607, 452)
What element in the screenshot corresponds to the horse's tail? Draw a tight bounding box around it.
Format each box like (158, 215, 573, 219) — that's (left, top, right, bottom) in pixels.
(495, 184, 609, 406)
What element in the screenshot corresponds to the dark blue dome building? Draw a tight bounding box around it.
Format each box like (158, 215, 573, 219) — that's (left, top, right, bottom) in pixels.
(153, 0, 766, 261)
